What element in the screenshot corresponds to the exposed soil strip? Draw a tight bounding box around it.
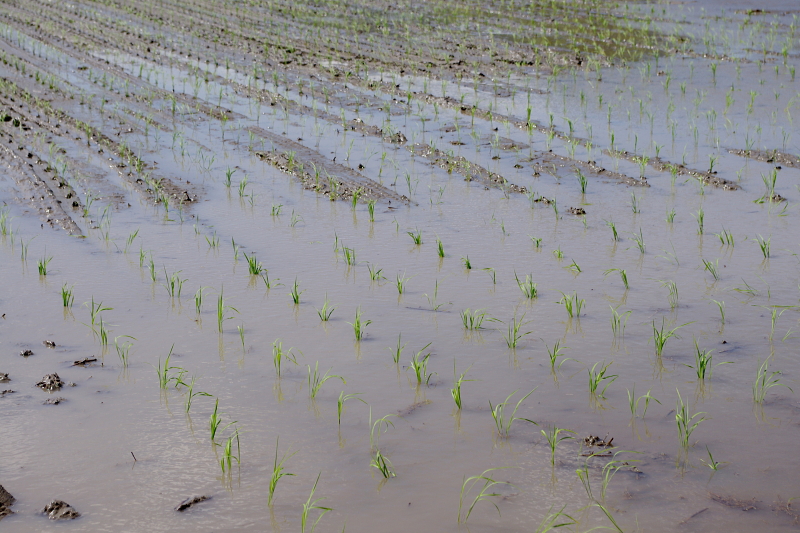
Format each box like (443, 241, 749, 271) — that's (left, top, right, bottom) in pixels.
(728, 148, 800, 169)
(407, 143, 527, 194)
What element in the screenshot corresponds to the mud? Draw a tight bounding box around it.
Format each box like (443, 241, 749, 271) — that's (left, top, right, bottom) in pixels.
(174, 495, 210, 512)
(36, 373, 64, 392)
(42, 500, 80, 520)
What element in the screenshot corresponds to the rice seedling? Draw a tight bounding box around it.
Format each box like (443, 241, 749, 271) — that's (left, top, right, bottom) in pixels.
(155, 345, 186, 389)
(367, 199, 376, 221)
(576, 169, 588, 194)
(482, 267, 497, 285)
(599, 452, 640, 501)
(514, 273, 538, 298)
(552, 247, 564, 259)
(37, 255, 52, 275)
(626, 386, 661, 419)
(19, 237, 32, 262)
(693, 207, 705, 235)
(273, 340, 298, 377)
(300, 474, 332, 533)
(184, 374, 212, 413)
(588, 361, 617, 398)
(702, 258, 720, 280)
(370, 449, 396, 478)
(652, 318, 689, 357)
(148, 257, 157, 282)
(209, 399, 223, 441)
(337, 392, 366, 425)
(575, 462, 624, 532)
(460, 308, 487, 330)
(290, 278, 305, 304)
(271, 203, 283, 216)
(451, 361, 474, 409)
(206, 232, 220, 248)
(84, 297, 112, 331)
(61, 284, 75, 307)
(407, 229, 422, 245)
(658, 280, 679, 309)
(389, 334, 407, 364)
(666, 208, 676, 223)
(315, 295, 336, 321)
(341, 246, 356, 266)
(558, 292, 585, 318)
(698, 445, 723, 471)
(603, 268, 628, 289)
(630, 192, 640, 213)
(114, 335, 135, 367)
(715, 228, 734, 246)
(501, 312, 532, 349)
(533, 506, 577, 533)
(242, 252, 264, 275)
(630, 228, 645, 253)
(753, 358, 793, 403)
(194, 286, 210, 314)
(675, 389, 708, 449)
(393, 272, 410, 294)
(566, 259, 582, 274)
(711, 299, 725, 324)
(545, 340, 573, 372)
(307, 361, 345, 399)
(218, 427, 241, 474)
(408, 342, 435, 385)
(237, 324, 246, 350)
(461, 256, 472, 269)
(490, 389, 537, 437)
(260, 271, 281, 290)
(424, 280, 448, 311)
(542, 426, 575, 465)
(268, 437, 297, 506)
(124, 229, 139, 253)
(436, 237, 445, 258)
(610, 306, 631, 337)
(217, 289, 239, 332)
(348, 306, 372, 340)
(367, 263, 384, 281)
(369, 409, 396, 450)
(605, 219, 620, 241)
(755, 234, 771, 258)
(529, 236, 543, 248)
(686, 339, 730, 381)
(458, 468, 512, 524)
(163, 269, 187, 298)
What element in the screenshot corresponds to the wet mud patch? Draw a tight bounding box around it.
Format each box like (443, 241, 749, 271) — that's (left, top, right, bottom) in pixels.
(604, 149, 740, 190)
(528, 152, 648, 187)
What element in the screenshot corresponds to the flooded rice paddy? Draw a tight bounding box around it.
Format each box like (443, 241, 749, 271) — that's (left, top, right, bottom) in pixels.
(0, 0, 799, 531)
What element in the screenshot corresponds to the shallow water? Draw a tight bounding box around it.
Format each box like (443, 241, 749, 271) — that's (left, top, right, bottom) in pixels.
(1, 0, 799, 531)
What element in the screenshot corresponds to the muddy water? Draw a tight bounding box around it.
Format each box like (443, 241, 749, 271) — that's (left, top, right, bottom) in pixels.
(1, 0, 799, 531)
